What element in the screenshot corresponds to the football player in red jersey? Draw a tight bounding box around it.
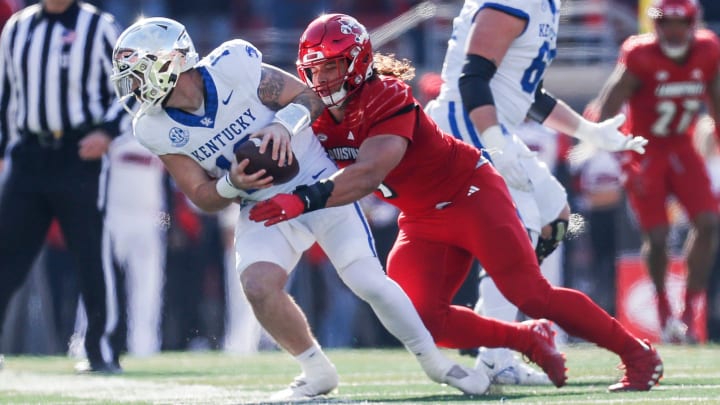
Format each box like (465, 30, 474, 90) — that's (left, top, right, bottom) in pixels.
(593, 0, 720, 344)
(250, 13, 664, 392)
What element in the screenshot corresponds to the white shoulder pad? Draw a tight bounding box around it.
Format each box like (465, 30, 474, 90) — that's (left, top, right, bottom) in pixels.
(199, 40, 263, 86)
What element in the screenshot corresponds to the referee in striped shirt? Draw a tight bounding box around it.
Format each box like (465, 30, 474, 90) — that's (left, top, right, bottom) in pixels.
(0, 0, 124, 373)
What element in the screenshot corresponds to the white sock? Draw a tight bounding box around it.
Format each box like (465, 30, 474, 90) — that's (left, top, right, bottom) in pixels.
(295, 342, 334, 376)
(338, 257, 452, 382)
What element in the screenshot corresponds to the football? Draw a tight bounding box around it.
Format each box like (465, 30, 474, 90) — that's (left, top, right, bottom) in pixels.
(234, 137, 299, 184)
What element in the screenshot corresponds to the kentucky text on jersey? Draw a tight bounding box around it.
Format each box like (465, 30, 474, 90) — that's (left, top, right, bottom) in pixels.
(190, 108, 257, 161)
(655, 82, 705, 98)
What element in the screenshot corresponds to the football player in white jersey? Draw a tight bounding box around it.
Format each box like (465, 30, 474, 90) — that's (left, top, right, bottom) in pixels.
(425, 0, 648, 386)
(111, 17, 490, 399)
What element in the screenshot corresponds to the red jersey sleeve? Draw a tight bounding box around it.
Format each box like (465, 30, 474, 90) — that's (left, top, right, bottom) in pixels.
(360, 77, 418, 141)
(698, 29, 720, 74)
(620, 34, 654, 79)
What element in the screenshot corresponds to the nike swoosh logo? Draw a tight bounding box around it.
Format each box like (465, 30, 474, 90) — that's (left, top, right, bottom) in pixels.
(311, 168, 327, 180)
(481, 359, 495, 370)
(222, 90, 234, 105)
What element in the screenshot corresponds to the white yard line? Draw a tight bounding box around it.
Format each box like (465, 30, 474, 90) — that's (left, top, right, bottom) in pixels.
(0, 370, 269, 404)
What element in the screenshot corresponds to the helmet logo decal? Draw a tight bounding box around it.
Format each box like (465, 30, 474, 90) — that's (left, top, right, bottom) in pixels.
(339, 19, 355, 35)
(338, 18, 369, 44)
(169, 127, 190, 147)
(648, 7, 664, 19)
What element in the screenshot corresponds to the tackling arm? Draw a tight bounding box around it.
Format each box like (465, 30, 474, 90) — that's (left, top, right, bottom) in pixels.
(325, 135, 408, 206)
(248, 134, 407, 226)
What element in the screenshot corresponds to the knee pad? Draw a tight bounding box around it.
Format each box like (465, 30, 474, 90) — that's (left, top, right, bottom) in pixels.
(535, 218, 568, 264)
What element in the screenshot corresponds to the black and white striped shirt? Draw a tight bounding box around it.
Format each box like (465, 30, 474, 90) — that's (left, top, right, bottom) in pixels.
(0, 1, 124, 156)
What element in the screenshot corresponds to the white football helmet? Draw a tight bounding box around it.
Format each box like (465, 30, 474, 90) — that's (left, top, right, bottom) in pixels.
(111, 17, 199, 117)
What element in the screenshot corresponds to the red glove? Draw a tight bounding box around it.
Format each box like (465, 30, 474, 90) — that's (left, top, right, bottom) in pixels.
(249, 193, 305, 226)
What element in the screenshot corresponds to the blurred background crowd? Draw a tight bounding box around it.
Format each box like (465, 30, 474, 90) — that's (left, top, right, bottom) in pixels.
(2, 0, 720, 359)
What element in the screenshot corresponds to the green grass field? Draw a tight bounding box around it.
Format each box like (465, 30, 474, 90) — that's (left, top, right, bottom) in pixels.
(1, 343, 719, 404)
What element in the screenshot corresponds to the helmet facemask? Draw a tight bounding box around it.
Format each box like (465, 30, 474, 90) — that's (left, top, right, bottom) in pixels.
(300, 55, 358, 108)
(111, 18, 199, 117)
(297, 14, 373, 108)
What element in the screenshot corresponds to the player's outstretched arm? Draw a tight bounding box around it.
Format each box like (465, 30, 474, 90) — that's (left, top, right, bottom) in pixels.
(542, 98, 647, 154)
(534, 62, 646, 154)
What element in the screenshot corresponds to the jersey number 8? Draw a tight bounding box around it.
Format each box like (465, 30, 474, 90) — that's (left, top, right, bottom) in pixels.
(521, 41, 556, 94)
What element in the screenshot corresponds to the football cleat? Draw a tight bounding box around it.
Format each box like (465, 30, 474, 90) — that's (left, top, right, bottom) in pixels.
(440, 364, 491, 395)
(608, 339, 663, 392)
(270, 368, 339, 400)
(475, 348, 552, 385)
(418, 354, 490, 395)
(518, 319, 567, 387)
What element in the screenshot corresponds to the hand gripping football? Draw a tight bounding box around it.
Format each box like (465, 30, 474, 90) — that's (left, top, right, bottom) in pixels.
(234, 137, 299, 185)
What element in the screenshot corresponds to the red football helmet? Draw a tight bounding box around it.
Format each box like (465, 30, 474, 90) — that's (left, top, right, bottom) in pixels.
(297, 14, 374, 107)
(648, 0, 699, 58)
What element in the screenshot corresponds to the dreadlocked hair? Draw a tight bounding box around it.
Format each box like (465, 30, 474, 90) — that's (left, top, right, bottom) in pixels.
(373, 53, 415, 81)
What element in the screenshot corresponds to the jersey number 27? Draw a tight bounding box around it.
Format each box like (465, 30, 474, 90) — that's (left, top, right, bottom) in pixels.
(652, 99, 701, 136)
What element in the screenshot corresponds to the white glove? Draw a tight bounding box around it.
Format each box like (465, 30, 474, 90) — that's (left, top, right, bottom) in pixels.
(574, 114, 648, 154)
(481, 125, 534, 192)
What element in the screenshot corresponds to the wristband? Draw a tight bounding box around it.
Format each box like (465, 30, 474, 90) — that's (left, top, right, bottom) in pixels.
(216, 172, 248, 199)
(293, 179, 335, 212)
(527, 84, 557, 123)
(272, 103, 311, 137)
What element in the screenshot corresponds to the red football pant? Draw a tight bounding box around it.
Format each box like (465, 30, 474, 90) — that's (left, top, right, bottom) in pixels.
(625, 139, 717, 230)
(387, 164, 637, 355)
